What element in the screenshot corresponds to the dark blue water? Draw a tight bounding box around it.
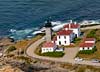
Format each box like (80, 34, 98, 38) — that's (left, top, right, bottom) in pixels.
(0, 0, 100, 40)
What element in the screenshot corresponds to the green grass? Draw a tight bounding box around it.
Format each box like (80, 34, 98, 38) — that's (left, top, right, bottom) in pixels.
(73, 38, 82, 43)
(86, 29, 97, 38)
(41, 52, 65, 57)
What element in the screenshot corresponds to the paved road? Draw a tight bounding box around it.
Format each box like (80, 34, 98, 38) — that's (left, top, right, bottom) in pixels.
(81, 25, 100, 30)
(26, 25, 100, 67)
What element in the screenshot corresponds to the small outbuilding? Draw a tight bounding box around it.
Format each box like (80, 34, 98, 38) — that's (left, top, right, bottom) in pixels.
(79, 43, 95, 51)
(41, 42, 56, 53)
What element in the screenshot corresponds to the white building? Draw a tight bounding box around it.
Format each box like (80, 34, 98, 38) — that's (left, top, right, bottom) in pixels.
(64, 23, 81, 37)
(79, 38, 96, 51)
(53, 30, 75, 46)
(79, 43, 95, 51)
(41, 42, 56, 53)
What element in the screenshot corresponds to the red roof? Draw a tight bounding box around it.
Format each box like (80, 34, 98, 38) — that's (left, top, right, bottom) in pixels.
(53, 36, 57, 41)
(79, 43, 94, 47)
(64, 23, 80, 29)
(84, 38, 95, 41)
(43, 42, 55, 48)
(57, 30, 73, 35)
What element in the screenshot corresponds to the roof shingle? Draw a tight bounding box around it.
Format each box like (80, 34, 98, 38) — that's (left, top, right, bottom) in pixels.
(57, 30, 73, 35)
(43, 42, 55, 48)
(64, 23, 80, 29)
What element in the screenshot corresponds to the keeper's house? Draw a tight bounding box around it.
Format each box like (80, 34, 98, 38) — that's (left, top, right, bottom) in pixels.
(53, 30, 75, 46)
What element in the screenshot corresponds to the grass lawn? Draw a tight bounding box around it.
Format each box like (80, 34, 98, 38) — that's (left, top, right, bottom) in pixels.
(14, 34, 45, 50)
(41, 52, 64, 57)
(77, 29, 100, 60)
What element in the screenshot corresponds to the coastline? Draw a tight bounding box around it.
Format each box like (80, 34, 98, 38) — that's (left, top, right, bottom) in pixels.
(0, 22, 100, 42)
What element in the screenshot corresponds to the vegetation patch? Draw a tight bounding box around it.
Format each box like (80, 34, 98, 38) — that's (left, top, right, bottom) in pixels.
(6, 46, 16, 53)
(73, 38, 82, 43)
(86, 29, 97, 38)
(41, 52, 65, 57)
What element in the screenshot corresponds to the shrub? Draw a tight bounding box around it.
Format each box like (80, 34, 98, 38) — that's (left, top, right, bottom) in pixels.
(87, 29, 97, 38)
(73, 38, 81, 43)
(79, 47, 97, 54)
(7, 46, 16, 53)
(41, 52, 65, 57)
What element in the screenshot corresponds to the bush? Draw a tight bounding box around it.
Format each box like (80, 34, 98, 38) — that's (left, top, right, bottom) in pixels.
(87, 29, 97, 38)
(79, 47, 97, 54)
(7, 46, 16, 53)
(41, 52, 65, 57)
(73, 38, 81, 43)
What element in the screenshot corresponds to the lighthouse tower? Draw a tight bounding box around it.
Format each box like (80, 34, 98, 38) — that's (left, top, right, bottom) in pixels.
(44, 20, 52, 42)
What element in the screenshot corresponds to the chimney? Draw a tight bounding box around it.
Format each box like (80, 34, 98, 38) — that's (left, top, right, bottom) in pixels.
(69, 20, 72, 29)
(69, 24, 71, 29)
(74, 21, 77, 24)
(70, 20, 73, 24)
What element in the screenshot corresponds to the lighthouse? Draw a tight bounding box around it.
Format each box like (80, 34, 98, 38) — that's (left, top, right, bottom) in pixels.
(44, 20, 52, 42)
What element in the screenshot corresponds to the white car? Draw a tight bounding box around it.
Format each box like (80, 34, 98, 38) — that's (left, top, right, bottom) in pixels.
(75, 57, 83, 62)
(91, 59, 100, 63)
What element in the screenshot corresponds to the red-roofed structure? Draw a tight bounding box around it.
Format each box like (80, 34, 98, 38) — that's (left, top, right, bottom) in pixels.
(83, 38, 95, 43)
(80, 43, 94, 47)
(79, 38, 96, 51)
(41, 42, 57, 53)
(52, 29, 75, 45)
(64, 23, 80, 29)
(57, 30, 73, 35)
(64, 23, 80, 37)
(84, 38, 95, 41)
(43, 42, 55, 48)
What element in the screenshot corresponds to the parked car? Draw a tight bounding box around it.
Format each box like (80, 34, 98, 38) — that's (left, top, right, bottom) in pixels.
(91, 59, 100, 63)
(75, 57, 83, 62)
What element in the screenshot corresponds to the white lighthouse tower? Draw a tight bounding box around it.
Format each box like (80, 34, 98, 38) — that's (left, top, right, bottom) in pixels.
(44, 20, 52, 42)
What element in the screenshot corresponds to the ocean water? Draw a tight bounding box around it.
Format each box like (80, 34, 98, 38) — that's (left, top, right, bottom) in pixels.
(0, 0, 100, 40)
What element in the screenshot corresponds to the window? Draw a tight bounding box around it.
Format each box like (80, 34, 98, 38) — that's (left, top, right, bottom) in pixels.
(65, 41, 66, 44)
(43, 49, 45, 51)
(88, 47, 89, 50)
(59, 41, 61, 45)
(59, 36, 60, 39)
(64, 36, 66, 39)
(83, 47, 84, 50)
